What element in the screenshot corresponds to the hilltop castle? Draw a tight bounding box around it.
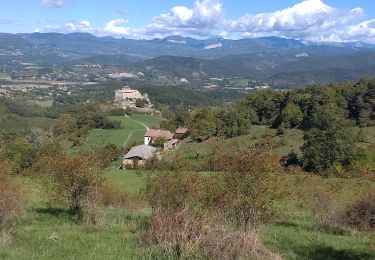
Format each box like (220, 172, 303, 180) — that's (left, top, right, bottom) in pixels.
(115, 86, 151, 108)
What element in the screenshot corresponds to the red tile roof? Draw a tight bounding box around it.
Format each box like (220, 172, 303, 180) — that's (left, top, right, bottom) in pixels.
(144, 129, 174, 140)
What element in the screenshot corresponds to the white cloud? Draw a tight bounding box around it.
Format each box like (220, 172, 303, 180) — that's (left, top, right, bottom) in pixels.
(104, 19, 130, 36)
(41, 0, 66, 8)
(33, 0, 375, 43)
(142, 0, 223, 38)
(228, 0, 364, 41)
(35, 20, 94, 33)
(340, 19, 375, 42)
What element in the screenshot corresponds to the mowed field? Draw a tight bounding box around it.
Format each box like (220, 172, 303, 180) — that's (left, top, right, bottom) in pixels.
(83, 114, 163, 149)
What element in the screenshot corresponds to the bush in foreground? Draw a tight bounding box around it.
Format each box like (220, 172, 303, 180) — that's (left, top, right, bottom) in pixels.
(343, 190, 375, 231)
(0, 162, 22, 225)
(141, 209, 280, 259)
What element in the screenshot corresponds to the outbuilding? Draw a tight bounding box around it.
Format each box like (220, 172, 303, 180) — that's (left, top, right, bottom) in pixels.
(123, 144, 157, 167)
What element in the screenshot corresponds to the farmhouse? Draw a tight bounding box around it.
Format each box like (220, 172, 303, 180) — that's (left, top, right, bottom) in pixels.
(144, 129, 174, 145)
(123, 144, 157, 167)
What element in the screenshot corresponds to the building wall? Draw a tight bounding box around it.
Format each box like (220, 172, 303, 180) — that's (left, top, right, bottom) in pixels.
(144, 136, 152, 145)
(123, 159, 146, 167)
(115, 88, 143, 102)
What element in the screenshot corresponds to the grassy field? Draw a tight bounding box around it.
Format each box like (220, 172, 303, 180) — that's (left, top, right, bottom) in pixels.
(0, 173, 160, 260)
(177, 126, 375, 167)
(1, 125, 374, 259)
(104, 168, 145, 194)
(83, 114, 163, 149)
(31, 100, 54, 108)
(23, 116, 55, 128)
(2, 170, 375, 259)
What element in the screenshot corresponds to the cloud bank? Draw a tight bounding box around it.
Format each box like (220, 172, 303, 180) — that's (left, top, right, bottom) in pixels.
(35, 0, 375, 43)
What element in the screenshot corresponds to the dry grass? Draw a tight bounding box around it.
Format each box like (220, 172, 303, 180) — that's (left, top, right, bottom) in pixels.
(99, 184, 144, 210)
(0, 228, 13, 247)
(141, 209, 280, 259)
(0, 164, 23, 224)
(343, 189, 375, 231)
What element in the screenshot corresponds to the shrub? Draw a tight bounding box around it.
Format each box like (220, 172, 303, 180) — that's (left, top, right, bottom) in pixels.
(0, 162, 22, 225)
(141, 209, 280, 259)
(206, 141, 283, 228)
(309, 189, 344, 233)
(44, 150, 104, 219)
(343, 190, 375, 231)
(152, 137, 166, 148)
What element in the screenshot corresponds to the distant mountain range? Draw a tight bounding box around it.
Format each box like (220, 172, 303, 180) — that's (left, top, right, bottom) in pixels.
(1, 32, 375, 87)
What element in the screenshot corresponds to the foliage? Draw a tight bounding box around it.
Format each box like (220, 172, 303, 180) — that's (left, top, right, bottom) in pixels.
(187, 107, 217, 141)
(206, 141, 284, 228)
(141, 209, 279, 259)
(152, 137, 166, 148)
(343, 189, 375, 231)
(135, 99, 145, 108)
(239, 89, 283, 125)
(0, 162, 22, 225)
(42, 149, 105, 218)
(160, 107, 188, 132)
(302, 105, 354, 173)
(280, 102, 303, 128)
(215, 108, 250, 138)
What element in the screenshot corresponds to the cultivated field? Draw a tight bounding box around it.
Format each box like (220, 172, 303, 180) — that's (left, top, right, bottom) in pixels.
(83, 114, 163, 149)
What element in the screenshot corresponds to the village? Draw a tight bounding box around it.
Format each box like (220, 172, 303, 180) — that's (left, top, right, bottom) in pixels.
(114, 86, 189, 168)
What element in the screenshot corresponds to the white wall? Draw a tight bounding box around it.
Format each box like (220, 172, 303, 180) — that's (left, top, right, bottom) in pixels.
(144, 137, 152, 145)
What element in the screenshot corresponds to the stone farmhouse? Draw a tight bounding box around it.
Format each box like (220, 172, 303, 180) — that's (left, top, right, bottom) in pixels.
(144, 129, 174, 145)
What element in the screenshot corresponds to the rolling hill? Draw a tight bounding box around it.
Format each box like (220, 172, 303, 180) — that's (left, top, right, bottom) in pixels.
(2, 32, 375, 87)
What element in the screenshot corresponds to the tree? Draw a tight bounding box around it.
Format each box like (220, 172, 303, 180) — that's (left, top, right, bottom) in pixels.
(187, 108, 217, 141)
(241, 89, 283, 125)
(215, 109, 250, 138)
(135, 99, 145, 108)
(152, 137, 166, 148)
(280, 103, 303, 128)
(302, 105, 354, 173)
(45, 150, 104, 216)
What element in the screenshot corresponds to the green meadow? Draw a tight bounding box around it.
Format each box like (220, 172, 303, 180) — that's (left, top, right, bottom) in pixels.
(83, 114, 163, 149)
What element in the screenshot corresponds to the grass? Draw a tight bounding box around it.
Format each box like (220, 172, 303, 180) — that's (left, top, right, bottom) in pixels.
(32, 100, 54, 108)
(2, 169, 375, 259)
(177, 126, 375, 167)
(263, 221, 375, 260)
(23, 116, 55, 128)
(0, 174, 162, 260)
(262, 174, 375, 259)
(103, 168, 144, 195)
(2, 125, 375, 259)
(83, 114, 163, 149)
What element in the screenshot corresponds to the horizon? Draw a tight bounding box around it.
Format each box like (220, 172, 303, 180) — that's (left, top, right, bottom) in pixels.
(1, 0, 375, 43)
(2, 31, 374, 45)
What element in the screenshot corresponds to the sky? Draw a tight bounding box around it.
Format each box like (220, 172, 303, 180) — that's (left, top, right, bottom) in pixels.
(0, 0, 375, 42)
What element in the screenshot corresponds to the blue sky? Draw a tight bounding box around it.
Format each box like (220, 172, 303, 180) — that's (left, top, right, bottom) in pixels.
(1, 0, 375, 42)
